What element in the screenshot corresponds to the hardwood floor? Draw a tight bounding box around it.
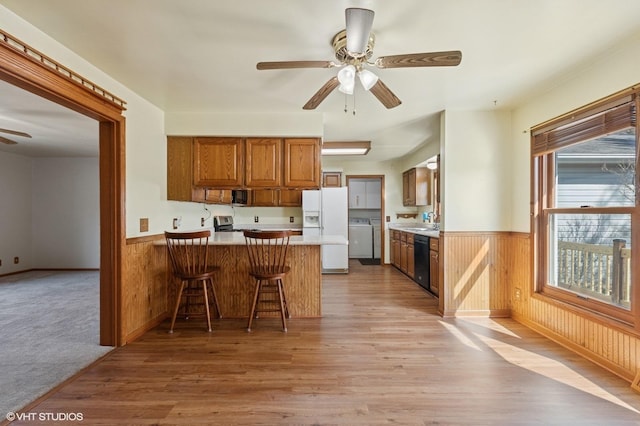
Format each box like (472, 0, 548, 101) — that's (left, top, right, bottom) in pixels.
(6, 261, 640, 425)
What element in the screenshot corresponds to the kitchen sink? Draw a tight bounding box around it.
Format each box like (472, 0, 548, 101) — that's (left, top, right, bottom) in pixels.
(405, 227, 437, 232)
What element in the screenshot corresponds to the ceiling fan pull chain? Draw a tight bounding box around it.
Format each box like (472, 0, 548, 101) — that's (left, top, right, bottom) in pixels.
(353, 89, 356, 116)
(344, 92, 348, 114)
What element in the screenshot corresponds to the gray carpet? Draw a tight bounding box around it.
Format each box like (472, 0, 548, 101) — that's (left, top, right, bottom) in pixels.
(0, 270, 112, 416)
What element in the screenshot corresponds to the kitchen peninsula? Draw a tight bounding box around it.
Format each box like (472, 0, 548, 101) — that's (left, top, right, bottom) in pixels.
(156, 231, 347, 318)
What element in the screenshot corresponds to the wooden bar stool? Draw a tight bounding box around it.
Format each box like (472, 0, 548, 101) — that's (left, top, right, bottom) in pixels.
(165, 230, 222, 333)
(243, 230, 292, 332)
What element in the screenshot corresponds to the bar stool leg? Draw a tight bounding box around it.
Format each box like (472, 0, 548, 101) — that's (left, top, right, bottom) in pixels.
(247, 279, 261, 332)
(277, 279, 287, 332)
(208, 278, 222, 319)
(202, 280, 212, 332)
(169, 281, 186, 334)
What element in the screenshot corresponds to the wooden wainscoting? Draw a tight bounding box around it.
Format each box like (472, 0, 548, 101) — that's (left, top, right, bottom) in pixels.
(439, 231, 512, 318)
(123, 235, 168, 343)
(165, 244, 322, 319)
(508, 232, 640, 383)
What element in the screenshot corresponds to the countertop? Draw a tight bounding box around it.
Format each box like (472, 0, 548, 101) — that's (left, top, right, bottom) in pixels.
(388, 223, 440, 239)
(156, 229, 347, 246)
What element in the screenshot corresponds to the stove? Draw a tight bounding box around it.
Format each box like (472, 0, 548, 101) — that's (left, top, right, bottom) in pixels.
(213, 215, 236, 232)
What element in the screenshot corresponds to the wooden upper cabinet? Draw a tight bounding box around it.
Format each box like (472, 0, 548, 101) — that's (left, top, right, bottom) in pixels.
(279, 189, 302, 206)
(193, 137, 244, 188)
(283, 138, 321, 188)
(322, 171, 342, 187)
(251, 189, 302, 207)
(402, 167, 430, 206)
(167, 136, 194, 201)
(245, 138, 282, 188)
(192, 188, 232, 204)
(250, 189, 278, 206)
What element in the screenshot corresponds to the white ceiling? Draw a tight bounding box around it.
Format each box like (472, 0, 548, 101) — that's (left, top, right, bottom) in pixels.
(2, 0, 640, 160)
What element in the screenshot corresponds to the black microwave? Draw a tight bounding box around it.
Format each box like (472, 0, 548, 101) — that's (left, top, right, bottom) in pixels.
(232, 189, 249, 205)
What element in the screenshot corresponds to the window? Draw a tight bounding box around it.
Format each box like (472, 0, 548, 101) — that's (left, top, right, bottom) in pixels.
(532, 93, 638, 326)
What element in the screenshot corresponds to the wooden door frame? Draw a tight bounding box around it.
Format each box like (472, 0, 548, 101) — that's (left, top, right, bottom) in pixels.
(345, 175, 385, 263)
(0, 32, 125, 346)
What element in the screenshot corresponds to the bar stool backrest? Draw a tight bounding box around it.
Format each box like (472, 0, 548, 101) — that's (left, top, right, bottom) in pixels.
(243, 230, 291, 276)
(165, 230, 212, 278)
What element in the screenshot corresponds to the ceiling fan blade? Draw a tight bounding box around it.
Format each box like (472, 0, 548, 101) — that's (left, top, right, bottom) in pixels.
(0, 127, 31, 138)
(369, 79, 402, 109)
(257, 61, 337, 70)
(0, 135, 18, 145)
(345, 8, 375, 55)
(374, 51, 462, 69)
(303, 77, 340, 110)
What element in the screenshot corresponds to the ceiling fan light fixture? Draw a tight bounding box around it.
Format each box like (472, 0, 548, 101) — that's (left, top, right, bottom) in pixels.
(338, 83, 354, 95)
(337, 64, 356, 94)
(345, 8, 375, 55)
(358, 69, 378, 91)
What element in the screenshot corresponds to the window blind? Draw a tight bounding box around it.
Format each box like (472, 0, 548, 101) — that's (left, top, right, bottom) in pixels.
(532, 99, 636, 156)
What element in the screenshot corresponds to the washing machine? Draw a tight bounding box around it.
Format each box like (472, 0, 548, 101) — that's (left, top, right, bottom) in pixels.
(348, 218, 373, 258)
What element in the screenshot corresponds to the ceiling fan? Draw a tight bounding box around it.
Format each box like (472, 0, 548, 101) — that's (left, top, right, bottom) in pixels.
(0, 127, 31, 145)
(256, 8, 462, 110)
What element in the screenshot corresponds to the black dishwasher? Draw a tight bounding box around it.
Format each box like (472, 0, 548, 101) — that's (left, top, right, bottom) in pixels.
(413, 234, 430, 292)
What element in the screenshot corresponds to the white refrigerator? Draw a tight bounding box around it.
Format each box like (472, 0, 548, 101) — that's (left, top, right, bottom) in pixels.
(303, 188, 349, 274)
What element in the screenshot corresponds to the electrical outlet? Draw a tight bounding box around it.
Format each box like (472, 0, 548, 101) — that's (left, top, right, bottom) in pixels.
(14, 256, 19, 264)
(172, 218, 179, 229)
(386, 216, 390, 222)
(254, 216, 259, 223)
(201, 217, 205, 227)
(515, 288, 522, 300)
(289, 216, 294, 223)
(139, 218, 149, 233)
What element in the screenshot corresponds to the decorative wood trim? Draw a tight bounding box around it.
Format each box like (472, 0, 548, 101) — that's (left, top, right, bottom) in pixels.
(126, 234, 165, 245)
(0, 32, 126, 346)
(0, 29, 126, 110)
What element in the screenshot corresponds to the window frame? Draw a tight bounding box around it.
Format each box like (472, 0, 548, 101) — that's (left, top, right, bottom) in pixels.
(531, 90, 640, 329)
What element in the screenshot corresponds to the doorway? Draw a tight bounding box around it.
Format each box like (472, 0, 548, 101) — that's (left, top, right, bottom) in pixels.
(0, 31, 126, 346)
(346, 175, 385, 264)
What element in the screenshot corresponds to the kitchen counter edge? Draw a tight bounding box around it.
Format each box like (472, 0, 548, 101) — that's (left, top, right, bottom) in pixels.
(388, 224, 440, 239)
(155, 232, 347, 246)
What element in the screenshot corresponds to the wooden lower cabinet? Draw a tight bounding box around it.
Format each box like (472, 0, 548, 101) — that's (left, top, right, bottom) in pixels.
(390, 231, 400, 268)
(429, 238, 439, 296)
(392, 230, 414, 278)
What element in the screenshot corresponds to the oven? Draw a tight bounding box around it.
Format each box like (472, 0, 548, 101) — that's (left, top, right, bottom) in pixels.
(213, 215, 236, 232)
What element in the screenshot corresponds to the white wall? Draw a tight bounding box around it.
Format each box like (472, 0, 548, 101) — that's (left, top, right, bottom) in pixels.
(31, 157, 99, 268)
(0, 151, 32, 273)
(0, 153, 98, 273)
(441, 110, 512, 231)
(511, 31, 640, 233)
(0, 6, 166, 238)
